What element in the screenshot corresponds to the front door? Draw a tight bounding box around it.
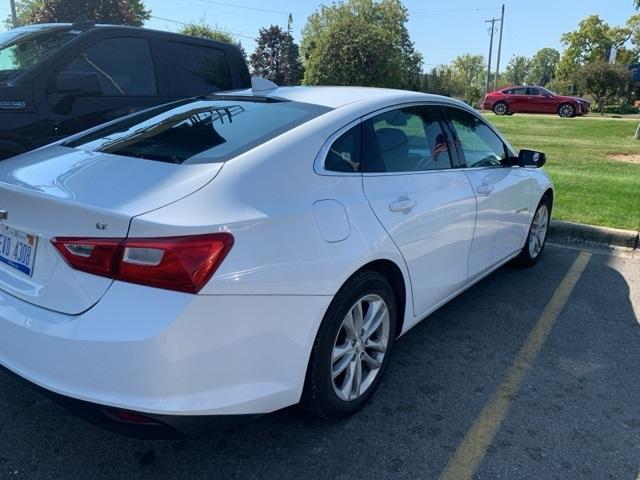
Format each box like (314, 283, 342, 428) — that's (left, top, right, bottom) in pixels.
(444, 106, 532, 279)
(361, 105, 477, 317)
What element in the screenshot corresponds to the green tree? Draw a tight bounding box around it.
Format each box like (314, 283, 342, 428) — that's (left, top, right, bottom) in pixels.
(450, 53, 486, 106)
(526, 48, 560, 86)
(572, 61, 629, 113)
(300, 0, 422, 90)
(179, 22, 235, 43)
(556, 15, 637, 80)
(179, 22, 247, 60)
(12, 0, 150, 27)
(504, 55, 531, 85)
(421, 65, 455, 96)
(249, 25, 303, 85)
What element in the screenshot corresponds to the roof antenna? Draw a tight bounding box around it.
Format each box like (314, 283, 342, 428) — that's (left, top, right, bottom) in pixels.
(251, 76, 278, 94)
(72, 15, 95, 30)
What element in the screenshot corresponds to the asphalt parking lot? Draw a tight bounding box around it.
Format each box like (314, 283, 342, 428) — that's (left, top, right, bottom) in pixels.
(0, 244, 638, 479)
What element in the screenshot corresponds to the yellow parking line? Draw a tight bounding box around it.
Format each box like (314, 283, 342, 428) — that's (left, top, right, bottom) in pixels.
(440, 251, 592, 480)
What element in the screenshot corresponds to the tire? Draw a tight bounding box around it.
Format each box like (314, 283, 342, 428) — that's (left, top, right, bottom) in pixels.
(301, 270, 397, 419)
(558, 103, 575, 118)
(493, 102, 508, 116)
(514, 196, 552, 268)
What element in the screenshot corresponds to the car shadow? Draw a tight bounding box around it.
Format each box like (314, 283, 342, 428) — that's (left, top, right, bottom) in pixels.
(0, 246, 637, 479)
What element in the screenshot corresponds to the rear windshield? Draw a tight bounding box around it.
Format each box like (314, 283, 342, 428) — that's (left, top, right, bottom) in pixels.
(65, 98, 330, 164)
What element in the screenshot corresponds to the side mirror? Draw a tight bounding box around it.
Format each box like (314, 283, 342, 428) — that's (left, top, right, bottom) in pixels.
(50, 72, 103, 96)
(518, 149, 546, 168)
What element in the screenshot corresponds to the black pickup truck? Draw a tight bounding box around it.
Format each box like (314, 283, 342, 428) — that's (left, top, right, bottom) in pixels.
(0, 20, 251, 159)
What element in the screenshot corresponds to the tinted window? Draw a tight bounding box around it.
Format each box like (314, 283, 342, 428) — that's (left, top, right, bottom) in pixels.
(325, 125, 361, 172)
(0, 28, 79, 81)
(165, 42, 233, 95)
(62, 37, 156, 95)
(445, 107, 509, 168)
(506, 87, 526, 95)
(526, 87, 541, 95)
(65, 98, 330, 164)
(363, 106, 452, 173)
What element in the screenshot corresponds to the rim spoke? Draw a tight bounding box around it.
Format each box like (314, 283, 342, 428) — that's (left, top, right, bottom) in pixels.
(352, 302, 364, 338)
(352, 357, 363, 399)
(339, 359, 356, 399)
(332, 351, 353, 379)
(365, 338, 387, 353)
(362, 301, 386, 340)
(362, 351, 381, 369)
(332, 343, 352, 363)
(342, 311, 357, 340)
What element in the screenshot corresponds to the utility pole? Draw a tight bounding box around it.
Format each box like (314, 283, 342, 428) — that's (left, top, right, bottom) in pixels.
(10, 0, 17, 28)
(287, 13, 293, 36)
(494, 4, 505, 90)
(485, 17, 498, 94)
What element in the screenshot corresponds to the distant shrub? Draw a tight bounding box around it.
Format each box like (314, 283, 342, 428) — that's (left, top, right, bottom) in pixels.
(602, 104, 639, 115)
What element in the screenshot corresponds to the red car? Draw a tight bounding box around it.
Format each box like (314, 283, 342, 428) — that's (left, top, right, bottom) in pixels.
(483, 86, 590, 118)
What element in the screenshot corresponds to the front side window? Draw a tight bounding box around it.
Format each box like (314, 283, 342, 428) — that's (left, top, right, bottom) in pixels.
(0, 28, 79, 82)
(445, 107, 509, 168)
(61, 37, 157, 96)
(65, 98, 330, 164)
(165, 43, 233, 95)
(526, 87, 542, 96)
(362, 106, 452, 173)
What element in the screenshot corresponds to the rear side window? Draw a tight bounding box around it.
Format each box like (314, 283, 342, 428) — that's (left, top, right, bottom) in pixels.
(165, 42, 233, 95)
(61, 37, 157, 95)
(325, 125, 361, 172)
(65, 98, 330, 164)
(506, 87, 526, 95)
(362, 106, 452, 173)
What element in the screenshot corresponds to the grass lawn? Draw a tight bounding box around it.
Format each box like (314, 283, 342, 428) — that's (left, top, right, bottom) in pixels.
(484, 114, 640, 231)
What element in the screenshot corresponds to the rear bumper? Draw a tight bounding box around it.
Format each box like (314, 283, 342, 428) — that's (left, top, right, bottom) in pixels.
(0, 281, 331, 434)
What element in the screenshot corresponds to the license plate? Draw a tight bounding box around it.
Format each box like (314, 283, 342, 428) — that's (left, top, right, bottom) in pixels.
(0, 226, 38, 277)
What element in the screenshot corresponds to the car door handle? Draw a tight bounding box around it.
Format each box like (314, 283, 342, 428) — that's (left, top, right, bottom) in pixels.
(389, 198, 416, 213)
(476, 183, 494, 196)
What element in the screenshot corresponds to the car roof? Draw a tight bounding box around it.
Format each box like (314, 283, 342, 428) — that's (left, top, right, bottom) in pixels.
(220, 86, 470, 110)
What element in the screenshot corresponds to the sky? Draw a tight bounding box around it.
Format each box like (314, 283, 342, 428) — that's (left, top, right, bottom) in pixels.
(0, 0, 637, 69)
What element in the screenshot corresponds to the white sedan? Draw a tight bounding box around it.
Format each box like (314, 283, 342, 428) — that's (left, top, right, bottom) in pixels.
(0, 85, 552, 437)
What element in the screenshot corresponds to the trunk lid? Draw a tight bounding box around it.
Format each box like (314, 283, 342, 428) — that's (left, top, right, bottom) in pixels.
(0, 145, 222, 314)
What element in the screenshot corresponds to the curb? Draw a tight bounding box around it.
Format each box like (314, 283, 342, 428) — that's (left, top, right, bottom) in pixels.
(548, 220, 639, 250)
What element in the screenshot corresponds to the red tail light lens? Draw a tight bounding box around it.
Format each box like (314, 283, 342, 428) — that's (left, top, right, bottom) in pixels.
(52, 233, 234, 293)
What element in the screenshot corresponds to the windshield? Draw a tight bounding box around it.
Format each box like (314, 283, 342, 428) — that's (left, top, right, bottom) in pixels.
(65, 98, 331, 164)
(0, 28, 79, 82)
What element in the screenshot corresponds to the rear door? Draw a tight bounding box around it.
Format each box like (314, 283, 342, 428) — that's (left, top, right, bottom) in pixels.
(443, 106, 532, 278)
(361, 105, 476, 317)
(156, 40, 235, 97)
(506, 87, 529, 113)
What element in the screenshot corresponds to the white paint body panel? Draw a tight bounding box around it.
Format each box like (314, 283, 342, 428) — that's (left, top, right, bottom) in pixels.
(0, 86, 553, 418)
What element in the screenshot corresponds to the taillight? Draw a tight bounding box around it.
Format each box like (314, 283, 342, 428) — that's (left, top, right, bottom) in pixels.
(51, 233, 234, 293)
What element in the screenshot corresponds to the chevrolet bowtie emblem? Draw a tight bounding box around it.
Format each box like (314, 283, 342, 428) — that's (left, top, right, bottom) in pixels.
(0, 210, 7, 220)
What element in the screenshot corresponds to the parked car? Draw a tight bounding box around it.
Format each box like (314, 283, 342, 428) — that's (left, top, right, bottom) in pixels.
(483, 86, 590, 117)
(0, 20, 250, 160)
(0, 85, 553, 438)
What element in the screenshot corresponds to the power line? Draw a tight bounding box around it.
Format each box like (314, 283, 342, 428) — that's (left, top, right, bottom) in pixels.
(148, 14, 257, 40)
(186, 0, 296, 16)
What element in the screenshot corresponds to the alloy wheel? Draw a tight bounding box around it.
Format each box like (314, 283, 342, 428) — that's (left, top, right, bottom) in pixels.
(331, 294, 390, 402)
(528, 204, 549, 259)
(559, 104, 574, 118)
(493, 103, 508, 115)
